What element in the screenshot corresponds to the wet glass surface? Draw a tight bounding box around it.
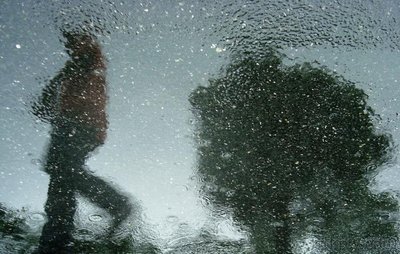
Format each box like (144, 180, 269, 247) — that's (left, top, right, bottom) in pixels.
(1, 0, 400, 253)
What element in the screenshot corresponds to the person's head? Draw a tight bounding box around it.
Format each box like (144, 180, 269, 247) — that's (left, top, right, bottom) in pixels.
(62, 30, 100, 58)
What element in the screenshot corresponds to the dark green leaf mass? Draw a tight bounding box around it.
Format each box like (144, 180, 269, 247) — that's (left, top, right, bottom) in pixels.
(190, 51, 398, 253)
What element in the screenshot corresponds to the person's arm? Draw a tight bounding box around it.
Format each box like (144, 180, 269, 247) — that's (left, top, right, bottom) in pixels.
(31, 72, 64, 124)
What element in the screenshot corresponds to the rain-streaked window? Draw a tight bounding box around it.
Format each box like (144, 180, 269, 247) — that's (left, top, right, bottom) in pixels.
(1, 1, 400, 253)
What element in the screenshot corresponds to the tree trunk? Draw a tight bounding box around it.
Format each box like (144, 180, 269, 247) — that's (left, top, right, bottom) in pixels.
(275, 217, 292, 254)
(273, 196, 292, 254)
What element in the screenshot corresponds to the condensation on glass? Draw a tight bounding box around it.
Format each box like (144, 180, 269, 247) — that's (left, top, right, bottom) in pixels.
(1, 0, 400, 253)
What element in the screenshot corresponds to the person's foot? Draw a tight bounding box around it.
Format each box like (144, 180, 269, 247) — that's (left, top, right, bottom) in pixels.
(33, 239, 74, 254)
(108, 202, 133, 236)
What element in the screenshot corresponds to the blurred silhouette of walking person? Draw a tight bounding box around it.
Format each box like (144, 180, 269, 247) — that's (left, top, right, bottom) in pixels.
(32, 29, 132, 253)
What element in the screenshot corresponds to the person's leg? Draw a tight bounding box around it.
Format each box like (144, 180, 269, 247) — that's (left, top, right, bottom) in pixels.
(73, 168, 132, 231)
(37, 125, 81, 253)
(69, 124, 133, 232)
(37, 175, 76, 253)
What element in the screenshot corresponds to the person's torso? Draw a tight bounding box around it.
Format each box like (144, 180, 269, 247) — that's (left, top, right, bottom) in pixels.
(58, 61, 108, 143)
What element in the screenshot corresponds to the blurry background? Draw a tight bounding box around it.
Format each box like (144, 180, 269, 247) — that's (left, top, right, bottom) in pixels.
(1, 0, 400, 252)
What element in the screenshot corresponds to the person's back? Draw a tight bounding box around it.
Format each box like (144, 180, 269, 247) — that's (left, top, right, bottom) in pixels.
(58, 32, 108, 144)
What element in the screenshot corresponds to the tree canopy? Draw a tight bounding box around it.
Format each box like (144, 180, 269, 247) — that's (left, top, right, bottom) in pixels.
(190, 51, 398, 253)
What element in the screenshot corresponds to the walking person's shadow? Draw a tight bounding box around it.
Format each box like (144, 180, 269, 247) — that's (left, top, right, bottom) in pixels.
(32, 29, 133, 253)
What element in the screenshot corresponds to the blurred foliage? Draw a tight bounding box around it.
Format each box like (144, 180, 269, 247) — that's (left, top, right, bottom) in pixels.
(190, 50, 399, 253)
(0, 203, 161, 254)
(0, 204, 25, 237)
(0, 204, 39, 254)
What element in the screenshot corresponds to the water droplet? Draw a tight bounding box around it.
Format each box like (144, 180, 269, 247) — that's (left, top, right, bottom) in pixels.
(216, 47, 226, 53)
(89, 214, 103, 222)
(166, 215, 178, 223)
(200, 196, 211, 206)
(226, 190, 235, 197)
(221, 152, 232, 159)
(30, 213, 45, 221)
(178, 222, 189, 230)
(76, 228, 95, 237)
(31, 158, 42, 166)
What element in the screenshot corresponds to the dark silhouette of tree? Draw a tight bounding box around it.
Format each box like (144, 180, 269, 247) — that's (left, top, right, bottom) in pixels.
(190, 51, 398, 253)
